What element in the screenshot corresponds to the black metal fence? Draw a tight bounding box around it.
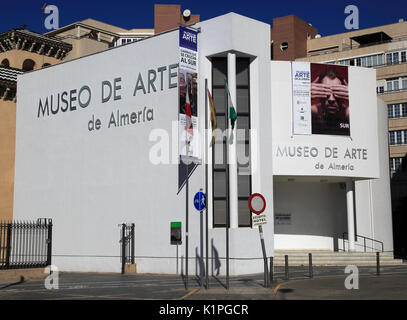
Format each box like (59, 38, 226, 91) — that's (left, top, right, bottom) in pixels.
(0, 219, 52, 270)
(120, 223, 135, 274)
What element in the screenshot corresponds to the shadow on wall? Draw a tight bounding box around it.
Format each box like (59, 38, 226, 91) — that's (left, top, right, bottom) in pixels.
(391, 154, 407, 259)
(273, 181, 348, 251)
(211, 238, 221, 276)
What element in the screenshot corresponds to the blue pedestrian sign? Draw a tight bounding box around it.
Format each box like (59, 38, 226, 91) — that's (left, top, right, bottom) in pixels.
(194, 191, 206, 211)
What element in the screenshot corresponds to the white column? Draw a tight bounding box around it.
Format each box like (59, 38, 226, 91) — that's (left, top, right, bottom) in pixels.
(227, 52, 239, 229)
(346, 180, 355, 251)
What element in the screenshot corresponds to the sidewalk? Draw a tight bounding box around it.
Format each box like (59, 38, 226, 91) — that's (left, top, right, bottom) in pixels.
(0, 265, 407, 300)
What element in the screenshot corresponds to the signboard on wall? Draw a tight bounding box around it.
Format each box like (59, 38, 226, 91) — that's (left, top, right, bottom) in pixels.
(275, 213, 292, 225)
(292, 62, 350, 136)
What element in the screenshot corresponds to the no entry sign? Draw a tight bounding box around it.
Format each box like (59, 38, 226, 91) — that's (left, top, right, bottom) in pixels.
(249, 193, 267, 227)
(248, 193, 266, 215)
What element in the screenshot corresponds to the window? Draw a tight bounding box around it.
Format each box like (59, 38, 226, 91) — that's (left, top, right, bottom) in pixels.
(393, 52, 399, 64)
(390, 158, 403, 172)
(396, 131, 402, 144)
(1, 59, 9, 67)
(402, 103, 407, 117)
(280, 42, 289, 51)
(388, 104, 394, 118)
(211, 57, 252, 228)
(401, 51, 406, 63)
(22, 59, 35, 71)
(378, 54, 383, 65)
(394, 104, 400, 118)
(389, 131, 395, 145)
(387, 53, 392, 65)
(389, 130, 407, 145)
(402, 77, 407, 90)
(377, 86, 384, 94)
(387, 78, 399, 91)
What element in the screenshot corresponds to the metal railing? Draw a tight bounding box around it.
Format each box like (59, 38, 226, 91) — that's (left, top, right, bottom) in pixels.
(342, 232, 384, 252)
(0, 219, 52, 270)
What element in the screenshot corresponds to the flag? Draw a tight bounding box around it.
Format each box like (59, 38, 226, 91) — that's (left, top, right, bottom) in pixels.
(207, 89, 217, 147)
(226, 83, 237, 144)
(185, 83, 193, 136)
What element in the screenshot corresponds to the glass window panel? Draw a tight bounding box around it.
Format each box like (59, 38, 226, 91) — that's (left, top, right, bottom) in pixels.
(401, 52, 406, 63)
(238, 174, 250, 197)
(214, 171, 226, 197)
(214, 115, 226, 133)
(395, 104, 400, 118)
(402, 103, 407, 117)
(236, 143, 250, 169)
(389, 132, 395, 145)
(378, 54, 383, 65)
(356, 58, 361, 66)
(361, 57, 366, 67)
(393, 52, 399, 64)
(213, 88, 226, 114)
(387, 81, 393, 91)
(238, 200, 251, 227)
(213, 200, 226, 226)
(394, 79, 399, 91)
(397, 131, 402, 144)
(236, 59, 249, 86)
(213, 138, 225, 168)
(372, 55, 378, 66)
(387, 53, 392, 65)
(236, 116, 250, 143)
(388, 105, 394, 118)
(366, 56, 372, 67)
(402, 77, 407, 89)
(236, 88, 250, 113)
(212, 58, 227, 86)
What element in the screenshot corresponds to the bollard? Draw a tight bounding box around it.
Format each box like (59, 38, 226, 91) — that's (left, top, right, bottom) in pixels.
(270, 256, 274, 285)
(264, 258, 269, 288)
(309, 253, 313, 278)
(376, 252, 380, 276)
(285, 255, 289, 280)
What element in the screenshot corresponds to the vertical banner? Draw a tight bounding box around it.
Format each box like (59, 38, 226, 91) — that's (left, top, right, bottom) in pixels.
(292, 62, 350, 136)
(179, 26, 199, 159)
(178, 26, 199, 193)
(291, 62, 312, 135)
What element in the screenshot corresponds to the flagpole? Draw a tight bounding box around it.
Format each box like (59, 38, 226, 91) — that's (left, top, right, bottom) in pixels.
(205, 79, 209, 289)
(224, 79, 230, 291)
(185, 128, 189, 290)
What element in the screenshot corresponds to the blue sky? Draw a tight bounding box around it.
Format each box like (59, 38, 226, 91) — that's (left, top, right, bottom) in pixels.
(1, 0, 406, 36)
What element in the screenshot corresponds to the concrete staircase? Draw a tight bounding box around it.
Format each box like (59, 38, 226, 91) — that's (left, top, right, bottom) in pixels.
(274, 250, 405, 266)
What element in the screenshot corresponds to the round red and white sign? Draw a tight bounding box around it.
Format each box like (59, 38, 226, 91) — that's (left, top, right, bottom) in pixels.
(248, 193, 266, 215)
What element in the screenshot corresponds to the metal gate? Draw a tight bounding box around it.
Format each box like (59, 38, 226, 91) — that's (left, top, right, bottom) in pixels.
(0, 219, 52, 270)
(120, 223, 135, 274)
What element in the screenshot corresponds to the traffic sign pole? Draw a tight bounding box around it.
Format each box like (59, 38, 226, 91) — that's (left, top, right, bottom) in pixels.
(248, 193, 269, 288)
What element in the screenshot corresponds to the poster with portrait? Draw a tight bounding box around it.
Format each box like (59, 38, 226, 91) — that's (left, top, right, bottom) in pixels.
(310, 63, 350, 136)
(292, 62, 350, 136)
